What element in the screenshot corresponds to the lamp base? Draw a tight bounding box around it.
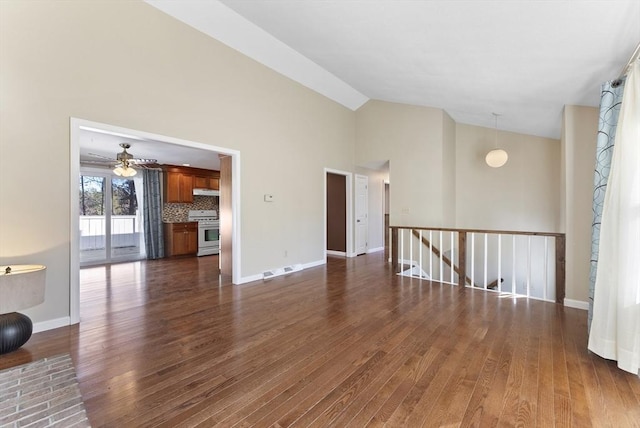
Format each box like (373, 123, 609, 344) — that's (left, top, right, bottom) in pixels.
(0, 312, 33, 354)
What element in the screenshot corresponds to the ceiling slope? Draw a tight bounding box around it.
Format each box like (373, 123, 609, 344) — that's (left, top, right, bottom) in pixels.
(147, 0, 640, 139)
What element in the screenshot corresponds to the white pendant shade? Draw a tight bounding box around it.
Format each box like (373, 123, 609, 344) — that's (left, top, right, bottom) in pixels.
(485, 149, 508, 168)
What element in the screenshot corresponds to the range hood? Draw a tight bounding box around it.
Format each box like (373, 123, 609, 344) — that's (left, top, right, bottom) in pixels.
(193, 188, 220, 196)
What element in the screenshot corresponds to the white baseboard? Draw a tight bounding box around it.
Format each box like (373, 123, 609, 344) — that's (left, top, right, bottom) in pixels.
(33, 316, 71, 333)
(326, 250, 346, 257)
(367, 246, 384, 254)
(238, 259, 326, 285)
(238, 273, 263, 284)
(302, 259, 325, 270)
(564, 299, 589, 310)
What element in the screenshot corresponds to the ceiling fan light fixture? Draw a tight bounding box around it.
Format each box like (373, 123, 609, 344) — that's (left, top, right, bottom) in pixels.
(113, 164, 137, 177)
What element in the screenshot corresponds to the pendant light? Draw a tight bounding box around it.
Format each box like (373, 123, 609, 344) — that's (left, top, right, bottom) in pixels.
(485, 113, 508, 168)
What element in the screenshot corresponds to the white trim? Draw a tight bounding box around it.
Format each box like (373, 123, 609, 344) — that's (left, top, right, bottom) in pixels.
(70, 117, 242, 326)
(262, 264, 303, 280)
(326, 250, 346, 257)
(237, 273, 263, 285)
(70, 121, 81, 324)
(302, 259, 326, 270)
(144, 0, 368, 111)
(33, 317, 71, 334)
(324, 168, 353, 262)
(367, 246, 384, 254)
(382, 179, 388, 253)
(230, 152, 242, 285)
(564, 299, 589, 310)
(237, 259, 326, 285)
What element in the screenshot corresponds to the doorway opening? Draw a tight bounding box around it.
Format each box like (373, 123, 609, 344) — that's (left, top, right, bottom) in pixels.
(324, 169, 353, 258)
(70, 118, 241, 324)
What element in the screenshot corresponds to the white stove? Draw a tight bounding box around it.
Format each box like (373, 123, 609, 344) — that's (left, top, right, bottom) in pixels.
(188, 210, 220, 256)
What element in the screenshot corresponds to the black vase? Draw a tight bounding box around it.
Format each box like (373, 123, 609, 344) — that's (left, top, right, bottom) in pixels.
(0, 312, 33, 354)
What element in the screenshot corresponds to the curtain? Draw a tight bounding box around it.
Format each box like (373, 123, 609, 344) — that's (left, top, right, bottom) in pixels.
(588, 60, 640, 374)
(588, 79, 626, 330)
(143, 169, 165, 259)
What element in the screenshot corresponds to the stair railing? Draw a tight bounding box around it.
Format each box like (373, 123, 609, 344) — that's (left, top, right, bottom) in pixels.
(390, 226, 565, 303)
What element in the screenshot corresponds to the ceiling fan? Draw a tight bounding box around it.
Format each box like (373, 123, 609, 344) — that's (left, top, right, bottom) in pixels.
(85, 143, 157, 177)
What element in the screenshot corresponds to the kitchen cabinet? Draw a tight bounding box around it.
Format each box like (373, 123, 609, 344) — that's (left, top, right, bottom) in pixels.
(194, 175, 219, 190)
(164, 222, 198, 256)
(164, 170, 194, 203)
(163, 166, 220, 202)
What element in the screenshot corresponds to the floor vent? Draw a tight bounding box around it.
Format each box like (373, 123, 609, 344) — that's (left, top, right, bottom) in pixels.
(262, 264, 302, 280)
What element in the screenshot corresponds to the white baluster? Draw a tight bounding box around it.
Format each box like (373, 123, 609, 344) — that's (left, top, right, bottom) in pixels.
(439, 230, 443, 282)
(483, 233, 488, 289)
(498, 234, 502, 293)
(419, 230, 423, 279)
(470, 233, 475, 288)
(527, 236, 532, 297)
(450, 231, 455, 284)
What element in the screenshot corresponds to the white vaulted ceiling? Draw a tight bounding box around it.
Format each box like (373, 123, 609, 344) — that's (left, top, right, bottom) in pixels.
(147, 0, 640, 139)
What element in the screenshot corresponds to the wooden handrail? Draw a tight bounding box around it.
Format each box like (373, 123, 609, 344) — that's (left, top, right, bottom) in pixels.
(390, 225, 563, 238)
(390, 225, 566, 303)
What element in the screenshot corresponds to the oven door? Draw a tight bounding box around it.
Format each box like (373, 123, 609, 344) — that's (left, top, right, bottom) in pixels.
(197, 223, 220, 256)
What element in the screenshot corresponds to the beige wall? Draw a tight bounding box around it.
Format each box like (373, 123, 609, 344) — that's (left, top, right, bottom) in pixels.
(0, 1, 355, 324)
(0, 0, 591, 329)
(442, 112, 457, 224)
(355, 100, 446, 227)
(455, 123, 561, 233)
(561, 105, 599, 303)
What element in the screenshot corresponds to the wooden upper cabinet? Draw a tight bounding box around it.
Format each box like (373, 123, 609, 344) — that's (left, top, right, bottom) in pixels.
(194, 175, 219, 190)
(164, 170, 194, 203)
(209, 178, 219, 190)
(163, 165, 219, 202)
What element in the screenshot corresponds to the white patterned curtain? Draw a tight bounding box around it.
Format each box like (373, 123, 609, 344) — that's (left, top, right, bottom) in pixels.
(588, 60, 640, 375)
(588, 80, 626, 330)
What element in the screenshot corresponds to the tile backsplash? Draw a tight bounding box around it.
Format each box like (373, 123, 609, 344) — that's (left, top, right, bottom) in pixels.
(163, 196, 219, 222)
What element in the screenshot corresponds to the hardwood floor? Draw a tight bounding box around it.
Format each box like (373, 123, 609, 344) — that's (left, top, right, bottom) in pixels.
(1, 253, 639, 427)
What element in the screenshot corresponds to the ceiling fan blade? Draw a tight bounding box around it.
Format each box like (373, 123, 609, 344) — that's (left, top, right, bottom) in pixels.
(81, 159, 117, 166)
(86, 152, 115, 161)
(130, 158, 157, 165)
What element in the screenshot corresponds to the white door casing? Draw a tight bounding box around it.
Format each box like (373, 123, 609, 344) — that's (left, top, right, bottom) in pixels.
(71, 117, 242, 324)
(355, 174, 368, 255)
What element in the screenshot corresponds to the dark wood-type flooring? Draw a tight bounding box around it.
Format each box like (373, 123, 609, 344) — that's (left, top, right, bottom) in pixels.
(1, 253, 639, 427)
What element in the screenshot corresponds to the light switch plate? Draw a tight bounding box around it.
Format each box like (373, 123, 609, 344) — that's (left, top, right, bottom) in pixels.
(264, 194, 274, 202)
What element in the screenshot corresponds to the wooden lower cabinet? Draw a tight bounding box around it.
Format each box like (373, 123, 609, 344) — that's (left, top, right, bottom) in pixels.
(164, 222, 198, 257)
